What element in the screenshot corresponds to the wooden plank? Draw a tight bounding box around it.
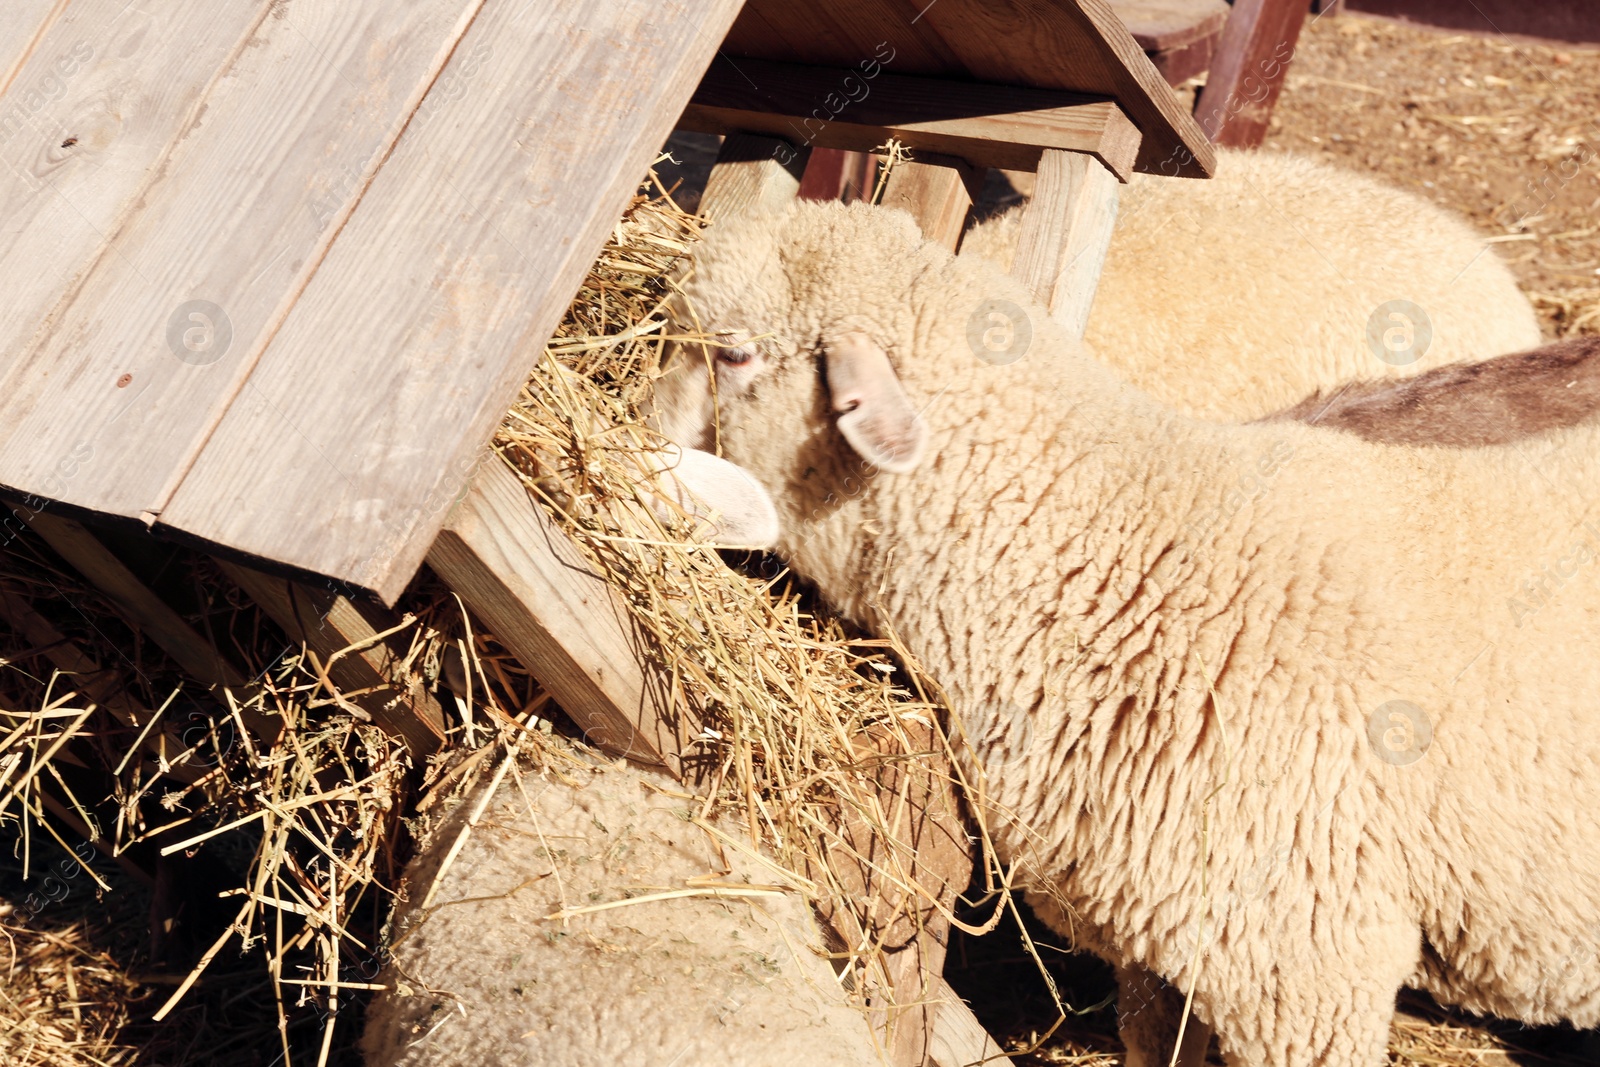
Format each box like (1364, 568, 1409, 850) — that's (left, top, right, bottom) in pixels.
(0, 0, 479, 526)
(215, 560, 447, 761)
(1109, 0, 1230, 51)
(22, 510, 250, 690)
(0, 0, 65, 95)
(161, 0, 748, 604)
(1011, 149, 1122, 338)
(797, 147, 872, 202)
(1194, 0, 1309, 148)
(928, 978, 1009, 1067)
(426, 460, 687, 773)
(700, 132, 810, 217)
(879, 154, 982, 251)
(722, 0, 1215, 178)
(681, 58, 1143, 180)
(0, 582, 200, 784)
(17, 508, 282, 745)
(1149, 30, 1220, 87)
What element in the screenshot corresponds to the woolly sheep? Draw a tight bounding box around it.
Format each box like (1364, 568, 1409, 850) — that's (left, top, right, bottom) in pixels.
(959, 148, 1542, 421)
(656, 200, 1600, 1067)
(1259, 334, 1600, 447)
(361, 755, 883, 1067)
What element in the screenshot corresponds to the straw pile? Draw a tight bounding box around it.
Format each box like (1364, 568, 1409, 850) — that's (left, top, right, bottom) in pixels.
(0, 529, 557, 1064)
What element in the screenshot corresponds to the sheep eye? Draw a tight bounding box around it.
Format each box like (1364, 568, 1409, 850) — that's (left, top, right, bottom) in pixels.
(717, 348, 755, 366)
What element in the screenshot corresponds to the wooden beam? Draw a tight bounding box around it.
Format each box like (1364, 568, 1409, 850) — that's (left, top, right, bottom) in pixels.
(699, 132, 810, 218)
(215, 561, 446, 761)
(928, 978, 1008, 1067)
(798, 147, 873, 203)
(427, 460, 690, 775)
(0, 582, 200, 784)
(17, 510, 283, 742)
(879, 154, 983, 252)
(1012, 149, 1123, 339)
(1194, 0, 1309, 148)
(681, 58, 1143, 180)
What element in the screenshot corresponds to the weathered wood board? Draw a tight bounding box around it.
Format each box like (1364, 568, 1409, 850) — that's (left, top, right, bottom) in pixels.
(0, 1, 475, 529)
(723, 0, 1213, 178)
(681, 57, 1143, 178)
(161, 0, 747, 602)
(0, 0, 66, 93)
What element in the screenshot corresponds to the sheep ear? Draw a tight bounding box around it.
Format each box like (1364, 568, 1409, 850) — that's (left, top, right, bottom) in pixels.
(646, 444, 780, 548)
(823, 332, 928, 474)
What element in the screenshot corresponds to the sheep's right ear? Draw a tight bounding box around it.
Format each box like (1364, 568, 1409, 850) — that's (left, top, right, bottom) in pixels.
(823, 332, 928, 474)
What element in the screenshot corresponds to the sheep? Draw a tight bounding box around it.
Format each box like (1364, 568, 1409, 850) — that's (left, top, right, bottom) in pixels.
(361, 753, 885, 1067)
(1259, 334, 1600, 447)
(959, 148, 1542, 422)
(655, 199, 1600, 1067)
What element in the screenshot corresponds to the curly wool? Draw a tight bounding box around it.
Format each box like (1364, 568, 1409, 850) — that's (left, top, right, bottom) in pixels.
(961, 148, 1542, 421)
(670, 200, 1600, 1067)
(361, 757, 883, 1067)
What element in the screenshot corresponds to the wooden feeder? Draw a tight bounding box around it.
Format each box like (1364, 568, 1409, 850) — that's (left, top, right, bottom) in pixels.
(0, 2, 1231, 1064)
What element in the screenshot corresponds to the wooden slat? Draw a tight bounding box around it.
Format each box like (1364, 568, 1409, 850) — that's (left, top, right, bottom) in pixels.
(161, 0, 748, 604)
(426, 460, 688, 773)
(0, 0, 65, 94)
(23, 511, 249, 689)
(1012, 149, 1123, 338)
(1109, 0, 1230, 51)
(928, 979, 1009, 1067)
(1194, 0, 1309, 148)
(0, 0, 478, 529)
(18, 508, 282, 745)
(215, 561, 447, 761)
(0, 582, 200, 784)
(797, 147, 872, 202)
(723, 0, 1214, 178)
(879, 155, 982, 251)
(681, 57, 1143, 180)
(700, 132, 811, 217)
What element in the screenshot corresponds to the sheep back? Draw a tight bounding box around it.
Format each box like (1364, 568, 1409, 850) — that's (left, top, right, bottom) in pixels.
(962, 149, 1542, 421)
(361, 757, 882, 1067)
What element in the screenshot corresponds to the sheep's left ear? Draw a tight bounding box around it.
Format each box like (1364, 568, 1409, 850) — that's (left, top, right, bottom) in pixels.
(823, 332, 928, 474)
(646, 444, 780, 548)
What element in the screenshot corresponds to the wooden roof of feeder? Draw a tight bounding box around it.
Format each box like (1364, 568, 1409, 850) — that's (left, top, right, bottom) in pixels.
(0, 0, 1212, 603)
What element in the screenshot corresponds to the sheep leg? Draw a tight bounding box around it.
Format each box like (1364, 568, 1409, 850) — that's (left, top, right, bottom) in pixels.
(1115, 963, 1213, 1067)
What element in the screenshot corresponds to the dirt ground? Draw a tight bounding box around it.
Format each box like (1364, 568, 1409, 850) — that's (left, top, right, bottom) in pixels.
(943, 11, 1600, 1066)
(1266, 10, 1600, 337)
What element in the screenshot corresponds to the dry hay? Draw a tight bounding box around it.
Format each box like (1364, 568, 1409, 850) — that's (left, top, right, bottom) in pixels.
(0, 526, 562, 1064)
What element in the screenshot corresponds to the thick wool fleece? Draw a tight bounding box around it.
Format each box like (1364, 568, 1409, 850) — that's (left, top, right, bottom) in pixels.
(670, 200, 1600, 1067)
(361, 757, 882, 1067)
(961, 148, 1542, 421)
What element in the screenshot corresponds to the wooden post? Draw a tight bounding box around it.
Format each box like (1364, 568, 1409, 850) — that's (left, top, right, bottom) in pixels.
(1012, 149, 1122, 338)
(427, 460, 690, 774)
(798, 147, 872, 203)
(699, 132, 810, 218)
(879, 154, 985, 251)
(1194, 0, 1309, 148)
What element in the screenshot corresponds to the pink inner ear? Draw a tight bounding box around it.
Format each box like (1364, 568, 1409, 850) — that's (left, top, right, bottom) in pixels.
(823, 333, 928, 474)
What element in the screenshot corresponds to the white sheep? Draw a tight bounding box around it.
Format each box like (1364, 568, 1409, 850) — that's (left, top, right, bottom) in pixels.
(656, 199, 1600, 1067)
(361, 753, 884, 1067)
(959, 148, 1542, 421)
